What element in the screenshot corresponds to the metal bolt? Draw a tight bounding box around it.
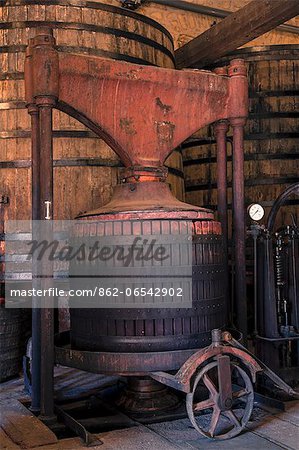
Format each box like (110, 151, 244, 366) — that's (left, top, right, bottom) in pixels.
(225, 398, 233, 408)
(0, 196, 9, 204)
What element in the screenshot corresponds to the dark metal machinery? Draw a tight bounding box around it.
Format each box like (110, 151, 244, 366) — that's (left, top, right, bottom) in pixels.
(23, 27, 298, 443)
(249, 183, 299, 384)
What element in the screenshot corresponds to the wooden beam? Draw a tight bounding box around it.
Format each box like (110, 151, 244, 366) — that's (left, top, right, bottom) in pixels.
(175, 0, 299, 69)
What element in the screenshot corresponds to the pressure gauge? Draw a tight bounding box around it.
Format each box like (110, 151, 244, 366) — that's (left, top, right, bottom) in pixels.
(248, 203, 265, 221)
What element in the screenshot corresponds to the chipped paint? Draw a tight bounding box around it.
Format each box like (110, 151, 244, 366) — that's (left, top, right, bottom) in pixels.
(120, 117, 137, 136)
(156, 121, 175, 145)
(156, 97, 172, 114)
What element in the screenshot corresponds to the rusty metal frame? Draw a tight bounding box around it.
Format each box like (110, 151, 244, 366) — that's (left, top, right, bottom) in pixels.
(25, 28, 248, 170)
(150, 331, 263, 394)
(24, 26, 249, 421)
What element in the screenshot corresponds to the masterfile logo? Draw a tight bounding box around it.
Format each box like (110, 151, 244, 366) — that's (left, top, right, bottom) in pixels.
(4, 220, 192, 309)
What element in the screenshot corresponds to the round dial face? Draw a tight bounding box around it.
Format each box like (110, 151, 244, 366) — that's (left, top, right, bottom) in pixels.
(248, 203, 265, 221)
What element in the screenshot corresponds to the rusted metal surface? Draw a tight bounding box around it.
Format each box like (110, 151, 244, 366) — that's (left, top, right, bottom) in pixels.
(225, 332, 299, 399)
(55, 330, 197, 375)
(116, 377, 180, 414)
(55, 404, 103, 446)
(213, 120, 229, 255)
(186, 358, 254, 440)
(26, 28, 57, 421)
(231, 116, 247, 341)
(217, 355, 233, 410)
(39, 120, 61, 416)
(78, 181, 213, 219)
(151, 343, 262, 394)
(25, 28, 248, 173)
(151, 330, 262, 393)
(26, 41, 41, 413)
(25, 27, 249, 433)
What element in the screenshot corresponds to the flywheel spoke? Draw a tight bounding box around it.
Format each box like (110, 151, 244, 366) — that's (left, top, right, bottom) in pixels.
(209, 406, 221, 437)
(193, 398, 215, 412)
(224, 410, 241, 429)
(203, 373, 218, 397)
(233, 388, 250, 399)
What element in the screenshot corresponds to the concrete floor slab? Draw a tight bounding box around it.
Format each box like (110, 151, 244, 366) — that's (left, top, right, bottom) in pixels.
(148, 417, 289, 450)
(1, 368, 298, 450)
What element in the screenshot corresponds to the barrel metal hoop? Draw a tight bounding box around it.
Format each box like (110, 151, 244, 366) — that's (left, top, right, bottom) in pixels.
(0, 21, 175, 63)
(1, 0, 174, 41)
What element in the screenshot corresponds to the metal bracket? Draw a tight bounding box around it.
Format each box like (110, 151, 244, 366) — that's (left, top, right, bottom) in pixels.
(151, 330, 263, 394)
(120, 0, 144, 9)
(223, 332, 299, 398)
(55, 405, 103, 447)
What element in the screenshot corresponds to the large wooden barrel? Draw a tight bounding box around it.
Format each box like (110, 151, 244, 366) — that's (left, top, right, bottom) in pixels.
(0, 307, 31, 381)
(0, 203, 31, 381)
(0, 0, 183, 224)
(183, 45, 299, 231)
(70, 211, 226, 358)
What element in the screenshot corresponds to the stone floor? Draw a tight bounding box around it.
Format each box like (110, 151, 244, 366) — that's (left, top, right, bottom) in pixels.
(0, 367, 298, 450)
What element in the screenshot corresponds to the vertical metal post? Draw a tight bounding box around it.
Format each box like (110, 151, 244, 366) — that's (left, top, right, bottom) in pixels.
(30, 105, 41, 220)
(214, 120, 229, 259)
(25, 40, 41, 413)
(29, 104, 41, 413)
(28, 27, 58, 423)
(230, 117, 247, 341)
(214, 119, 229, 322)
(0, 196, 9, 305)
(253, 228, 258, 336)
(37, 99, 55, 422)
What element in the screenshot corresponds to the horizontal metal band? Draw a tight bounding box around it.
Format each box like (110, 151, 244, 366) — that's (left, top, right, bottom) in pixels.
(55, 330, 199, 374)
(182, 132, 299, 149)
(0, 100, 26, 110)
(185, 177, 299, 192)
(0, 158, 183, 178)
(223, 44, 299, 56)
(0, 44, 159, 67)
(245, 132, 299, 141)
(0, 158, 120, 169)
(0, 130, 96, 138)
(57, 45, 160, 66)
(0, 160, 30, 168)
(249, 90, 299, 98)
(182, 138, 216, 148)
(210, 45, 299, 68)
(69, 298, 225, 321)
(166, 166, 184, 179)
(0, 21, 175, 63)
(249, 111, 299, 119)
(70, 331, 215, 353)
(2, 0, 174, 42)
(0, 73, 23, 81)
(183, 152, 299, 167)
(0, 44, 27, 53)
(197, 199, 299, 210)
